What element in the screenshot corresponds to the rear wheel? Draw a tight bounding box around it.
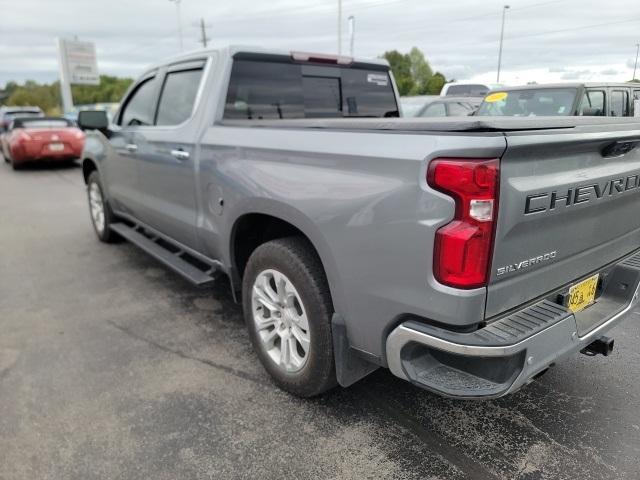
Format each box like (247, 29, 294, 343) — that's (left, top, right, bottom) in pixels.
(242, 237, 336, 397)
(87, 171, 118, 243)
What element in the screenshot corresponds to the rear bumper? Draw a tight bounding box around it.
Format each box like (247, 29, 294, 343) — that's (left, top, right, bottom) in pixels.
(386, 249, 640, 399)
(12, 143, 81, 163)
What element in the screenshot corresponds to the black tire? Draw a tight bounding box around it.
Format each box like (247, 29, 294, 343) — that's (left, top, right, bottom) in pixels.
(242, 237, 337, 397)
(87, 170, 119, 243)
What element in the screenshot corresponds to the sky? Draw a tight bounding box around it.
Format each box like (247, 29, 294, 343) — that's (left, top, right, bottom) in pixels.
(0, 0, 639, 88)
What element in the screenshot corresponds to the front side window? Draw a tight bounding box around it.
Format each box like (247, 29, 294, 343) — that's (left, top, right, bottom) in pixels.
(578, 90, 605, 116)
(119, 77, 158, 126)
(223, 59, 398, 120)
(156, 69, 204, 126)
(610, 90, 629, 117)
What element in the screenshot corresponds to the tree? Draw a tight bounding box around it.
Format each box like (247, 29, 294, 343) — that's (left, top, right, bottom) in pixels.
(1, 75, 133, 115)
(407, 47, 433, 95)
(426, 72, 446, 95)
(382, 47, 447, 96)
(382, 50, 415, 95)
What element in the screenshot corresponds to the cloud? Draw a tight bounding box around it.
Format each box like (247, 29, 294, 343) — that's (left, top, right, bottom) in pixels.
(560, 69, 592, 80)
(1, 0, 639, 86)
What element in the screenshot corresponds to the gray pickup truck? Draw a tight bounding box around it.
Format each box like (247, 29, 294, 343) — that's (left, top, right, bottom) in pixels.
(78, 46, 640, 399)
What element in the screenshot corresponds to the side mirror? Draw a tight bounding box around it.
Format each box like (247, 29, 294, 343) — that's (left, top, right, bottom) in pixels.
(78, 110, 109, 131)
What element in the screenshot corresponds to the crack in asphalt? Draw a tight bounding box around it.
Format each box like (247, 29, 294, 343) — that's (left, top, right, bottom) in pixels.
(106, 320, 271, 387)
(363, 392, 503, 480)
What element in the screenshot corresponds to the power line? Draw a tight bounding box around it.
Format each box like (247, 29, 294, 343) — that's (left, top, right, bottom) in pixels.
(504, 16, 640, 41)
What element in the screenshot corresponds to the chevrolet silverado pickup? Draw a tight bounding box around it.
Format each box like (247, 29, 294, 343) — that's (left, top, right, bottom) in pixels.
(78, 46, 640, 399)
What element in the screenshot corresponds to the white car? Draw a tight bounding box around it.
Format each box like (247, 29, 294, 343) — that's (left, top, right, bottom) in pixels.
(440, 82, 503, 97)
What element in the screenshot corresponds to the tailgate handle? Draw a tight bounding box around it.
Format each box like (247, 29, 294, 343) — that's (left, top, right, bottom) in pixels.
(602, 139, 640, 158)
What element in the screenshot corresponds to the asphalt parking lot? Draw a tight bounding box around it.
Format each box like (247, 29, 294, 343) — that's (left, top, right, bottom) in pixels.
(1, 160, 639, 480)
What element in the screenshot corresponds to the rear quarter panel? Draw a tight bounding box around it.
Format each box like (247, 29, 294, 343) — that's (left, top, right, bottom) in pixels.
(197, 126, 506, 361)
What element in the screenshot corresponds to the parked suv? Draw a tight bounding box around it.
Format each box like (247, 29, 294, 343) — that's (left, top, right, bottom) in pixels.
(476, 83, 640, 117)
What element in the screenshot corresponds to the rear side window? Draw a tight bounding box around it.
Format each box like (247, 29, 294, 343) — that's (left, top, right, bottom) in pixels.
(120, 77, 159, 126)
(224, 59, 398, 119)
(610, 90, 629, 117)
(579, 90, 605, 116)
(156, 69, 204, 126)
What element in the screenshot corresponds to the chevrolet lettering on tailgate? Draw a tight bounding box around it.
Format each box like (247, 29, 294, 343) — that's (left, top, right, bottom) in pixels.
(524, 172, 640, 215)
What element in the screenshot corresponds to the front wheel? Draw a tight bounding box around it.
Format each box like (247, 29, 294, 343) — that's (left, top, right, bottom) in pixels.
(87, 171, 118, 243)
(242, 237, 337, 397)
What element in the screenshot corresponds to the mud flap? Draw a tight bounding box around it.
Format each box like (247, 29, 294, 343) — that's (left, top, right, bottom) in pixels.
(331, 313, 379, 387)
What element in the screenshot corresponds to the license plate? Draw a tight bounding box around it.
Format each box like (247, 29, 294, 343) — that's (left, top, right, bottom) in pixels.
(567, 273, 599, 313)
(48, 143, 64, 151)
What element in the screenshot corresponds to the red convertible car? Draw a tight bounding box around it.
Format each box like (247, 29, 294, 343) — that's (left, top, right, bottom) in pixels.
(1, 117, 85, 170)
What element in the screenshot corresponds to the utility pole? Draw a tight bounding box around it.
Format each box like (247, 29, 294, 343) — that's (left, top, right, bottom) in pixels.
(56, 38, 74, 114)
(337, 0, 342, 54)
(634, 43, 640, 81)
(496, 4, 510, 83)
(198, 18, 210, 48)
(348, 15, 355, 57)
(168, 0, 184, 52)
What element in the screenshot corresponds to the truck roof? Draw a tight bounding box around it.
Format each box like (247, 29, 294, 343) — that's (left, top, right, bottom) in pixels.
(142, 45, 389, 73)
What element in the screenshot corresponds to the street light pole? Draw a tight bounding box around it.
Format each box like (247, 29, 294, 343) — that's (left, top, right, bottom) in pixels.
(169, 0, 184, 52)
(337, 0, 342, 54)
(496, 4, 510, 83)
(348, 15, 355, 57)
(634, 43, 640, 81)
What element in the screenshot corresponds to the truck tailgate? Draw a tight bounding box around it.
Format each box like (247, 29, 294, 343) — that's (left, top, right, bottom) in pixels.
(487, 123, 640, 318)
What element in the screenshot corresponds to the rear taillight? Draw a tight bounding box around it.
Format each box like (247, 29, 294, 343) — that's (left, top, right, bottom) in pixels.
(427, 158, 500, 289)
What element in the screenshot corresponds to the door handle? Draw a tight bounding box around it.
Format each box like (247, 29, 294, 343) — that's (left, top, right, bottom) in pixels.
(170, 149, 190, 161)
(125, 143, 138, 152)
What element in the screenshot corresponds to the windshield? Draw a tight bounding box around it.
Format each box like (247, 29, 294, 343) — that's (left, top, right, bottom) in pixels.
(6, 111, 43, 120)
(476, 88, 578, 116)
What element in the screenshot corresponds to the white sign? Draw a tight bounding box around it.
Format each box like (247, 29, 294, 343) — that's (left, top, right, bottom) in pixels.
(59, 39, 99, 86)
(635, 99, 640, 117)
